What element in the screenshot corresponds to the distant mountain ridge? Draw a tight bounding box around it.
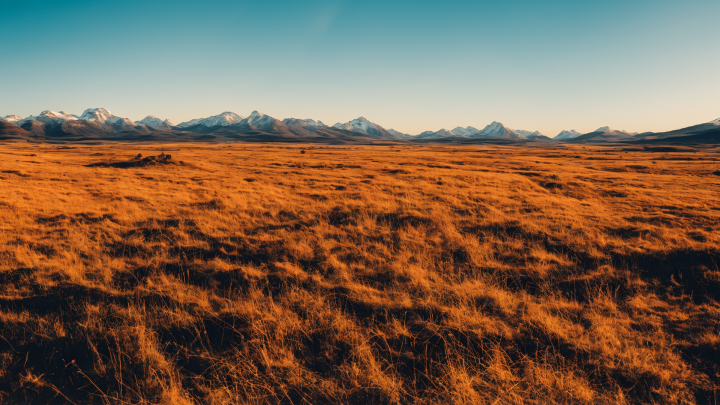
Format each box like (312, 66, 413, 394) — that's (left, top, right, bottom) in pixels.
(79, 108, 135, 126)
(512, 129, 544, 138)
(17, 110, 79, 126)
(332, 117, 395, 137)
(5, 109, 157, 139)
(2, 108, 402, 142)
(450, 126, 481, 136)
(626, 117, 720, 144)
(2, 108, 719, 144)
(136, 116, 174, 128)
(282, 118, 326, 128)
(415, 122, 529, 139)
(1, 115, 23, 124)
(565, 126, 637, 143)
(177, 112, 245, 128)
(554, 130, 583, 140)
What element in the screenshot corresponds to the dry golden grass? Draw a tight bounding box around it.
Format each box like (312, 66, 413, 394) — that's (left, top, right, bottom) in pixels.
(0, 142, 719, 404)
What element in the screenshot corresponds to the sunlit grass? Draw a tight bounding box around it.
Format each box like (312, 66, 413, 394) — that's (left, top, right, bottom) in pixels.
(0, 142, 719, 404)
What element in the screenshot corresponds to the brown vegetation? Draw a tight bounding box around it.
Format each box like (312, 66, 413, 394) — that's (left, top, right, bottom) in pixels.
(1, 143, 719, 404)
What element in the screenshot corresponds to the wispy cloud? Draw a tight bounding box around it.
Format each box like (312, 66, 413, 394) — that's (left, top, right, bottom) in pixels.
(305, 0, 342, 46)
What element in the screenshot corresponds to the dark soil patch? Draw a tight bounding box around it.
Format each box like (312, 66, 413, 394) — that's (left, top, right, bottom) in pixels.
(86, 154, 175, 168)
(1, 170, 30, 177)
(602, 190, 628, 198)
(539, 181, 563, 190)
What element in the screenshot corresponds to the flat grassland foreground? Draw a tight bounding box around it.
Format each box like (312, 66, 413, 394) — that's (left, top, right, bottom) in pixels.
(1, 143, 719, 404)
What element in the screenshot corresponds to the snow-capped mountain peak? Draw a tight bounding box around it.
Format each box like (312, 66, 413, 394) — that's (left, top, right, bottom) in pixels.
(80, 108, 113, 122)
(512, 129, 544, 138)
(421, 122, 517, 138)
(14, 108, 139, 127)
(42, 110, 78, 120)
(554, 130, 583, 140)
(333, 116, 388, 136)
(234, 111, 288, 132)
(78, 108, 136, 126)
(177, 112, 244, 128)
(484, 121, 505, 132)
(18, 110, 79, 126)
(282, 118, 326, 127)
(710, 117, 720, 126)
(135, 115, 174, 128)
(245, 111, 275, 126)
(1, 115, 23, 124)
(247, 111, 266, 122)
(470, 121, 518, 137)
(387, 128, 408, 137)
(592, 126, 636, 135)
(450, 126, 481, 136)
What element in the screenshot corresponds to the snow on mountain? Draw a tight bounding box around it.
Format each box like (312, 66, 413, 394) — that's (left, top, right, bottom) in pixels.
(513, 129, 544, 138)
(387, 128, 409, 137)
(1, 115, 22, 124)
(554, 130, 583, 140)
(80, 108, 114, 123)
(591, 126, 636, 135)
(710, 117, 720, 126)
(14, 108, 137, 127)
(176, 118, 201, 127)
(450, 126, 481, 136)
(415, 123, 518, 138)
(419, 124, 527, 138)
(177, 112, 244, 128)
(234, 111, 288, 132)
(415, 128, 461, 138)
(78, 108, 135, 126)
(282, 118, 326, 128)
(332, 117, 389, 136)
(244, 111, 272, 126)
(416, 130, 440, 138)
(562, 126, 637, 142)
(469, 121, 518, 138)
(479, 122, 507, 136)
(136, 115, 174, 128)
(449, 127, 468, 136)
(18, 110, 79, 126)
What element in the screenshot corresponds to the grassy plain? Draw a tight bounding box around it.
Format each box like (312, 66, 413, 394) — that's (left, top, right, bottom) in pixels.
(1, 142, 719, 404)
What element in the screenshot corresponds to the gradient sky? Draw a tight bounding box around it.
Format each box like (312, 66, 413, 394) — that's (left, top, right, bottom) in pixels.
(1, 0, 719, 136)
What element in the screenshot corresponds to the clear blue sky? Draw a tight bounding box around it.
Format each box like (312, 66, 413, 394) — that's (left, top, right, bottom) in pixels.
(1, 0, 718, 135)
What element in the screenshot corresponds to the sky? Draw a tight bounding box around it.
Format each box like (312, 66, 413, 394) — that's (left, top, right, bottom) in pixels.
(1, 0, 719, 136)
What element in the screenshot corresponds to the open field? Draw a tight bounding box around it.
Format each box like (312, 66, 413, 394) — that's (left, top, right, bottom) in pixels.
(1, 142, 720, 404)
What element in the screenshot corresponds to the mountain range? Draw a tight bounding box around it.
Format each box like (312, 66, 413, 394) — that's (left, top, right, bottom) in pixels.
(136, 116, 174, 128)
(1, 108, 718, 144)
(177, 112, 244, 128)
(413, 122, 547, 139)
